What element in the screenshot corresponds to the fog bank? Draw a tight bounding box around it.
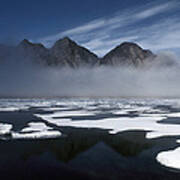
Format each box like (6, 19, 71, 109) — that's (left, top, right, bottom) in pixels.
(0, 52, 180, 98)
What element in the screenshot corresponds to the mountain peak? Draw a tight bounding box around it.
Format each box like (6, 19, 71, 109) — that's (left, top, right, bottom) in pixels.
(118, 42, 141, 49)
(53, 37, 76, 47)
(19, 39, 32, 46)
(102, 41, 154, 66)
(22, 39, 30, 43)
(50, 37, 98, 68)
(18, 39, 46, 50)
(61, 36, 73, 42)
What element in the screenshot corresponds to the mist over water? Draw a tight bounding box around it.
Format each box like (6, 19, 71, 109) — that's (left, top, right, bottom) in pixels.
(0, 51, 180, 98)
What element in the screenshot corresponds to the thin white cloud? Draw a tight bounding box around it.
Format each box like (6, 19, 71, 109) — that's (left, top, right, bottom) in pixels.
(135, 18, 180, 51)
(37, 0, 180, 56)
(135, 1, 177, 19)
(61, 19, 106, 35)
(41, 19, 106, 44)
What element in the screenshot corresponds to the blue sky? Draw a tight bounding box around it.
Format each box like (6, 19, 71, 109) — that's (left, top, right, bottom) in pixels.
(0, 0, 180, 56)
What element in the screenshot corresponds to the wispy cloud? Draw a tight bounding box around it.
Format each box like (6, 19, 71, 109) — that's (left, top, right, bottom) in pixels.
(40, 19, 106, 45)
(135, 1, 177, 19)
(37, 0, 180, 57)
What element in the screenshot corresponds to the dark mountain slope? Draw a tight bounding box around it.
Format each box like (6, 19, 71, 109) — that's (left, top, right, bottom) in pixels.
(50, 37, 99, 68)
(101, 42, 155, 66)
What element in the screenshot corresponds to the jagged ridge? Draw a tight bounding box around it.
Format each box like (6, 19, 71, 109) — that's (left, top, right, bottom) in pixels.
(0, 37, 155, 68)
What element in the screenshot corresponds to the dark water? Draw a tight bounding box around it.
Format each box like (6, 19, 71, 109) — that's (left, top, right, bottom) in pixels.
(0, 98, 180, 180)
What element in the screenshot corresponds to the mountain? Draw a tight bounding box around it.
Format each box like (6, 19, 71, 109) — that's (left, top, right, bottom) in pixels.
(0, 37, 156, 68)
(50, 37, 99, 68)
(17, 39, 55, 65)
(15, 37, 99, 67)
(101, 42, 155, 66)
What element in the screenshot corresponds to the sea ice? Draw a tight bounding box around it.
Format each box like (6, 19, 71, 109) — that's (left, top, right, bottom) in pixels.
(12, 131, 61, 139)
(157, 146, 180, 169)
(0, 123, 12, 135)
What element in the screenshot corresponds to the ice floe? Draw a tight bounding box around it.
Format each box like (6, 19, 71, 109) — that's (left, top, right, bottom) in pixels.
(21, 122, 53, 132)
(156, 139, 180, 170)
(40, 110, 95, 117)
(157, 146, 180, 169)
(35, 112, 180, 139)
(12, 122, 61, 140)
(0, 107, 24, 112)
(12, 131, 61, 139)
(35, 110, 95, 125)
(37, 107, 73, 111)
(112, 110, 128, 115)
(0, 123, 12, 135)
(13, 122, 62, 139)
